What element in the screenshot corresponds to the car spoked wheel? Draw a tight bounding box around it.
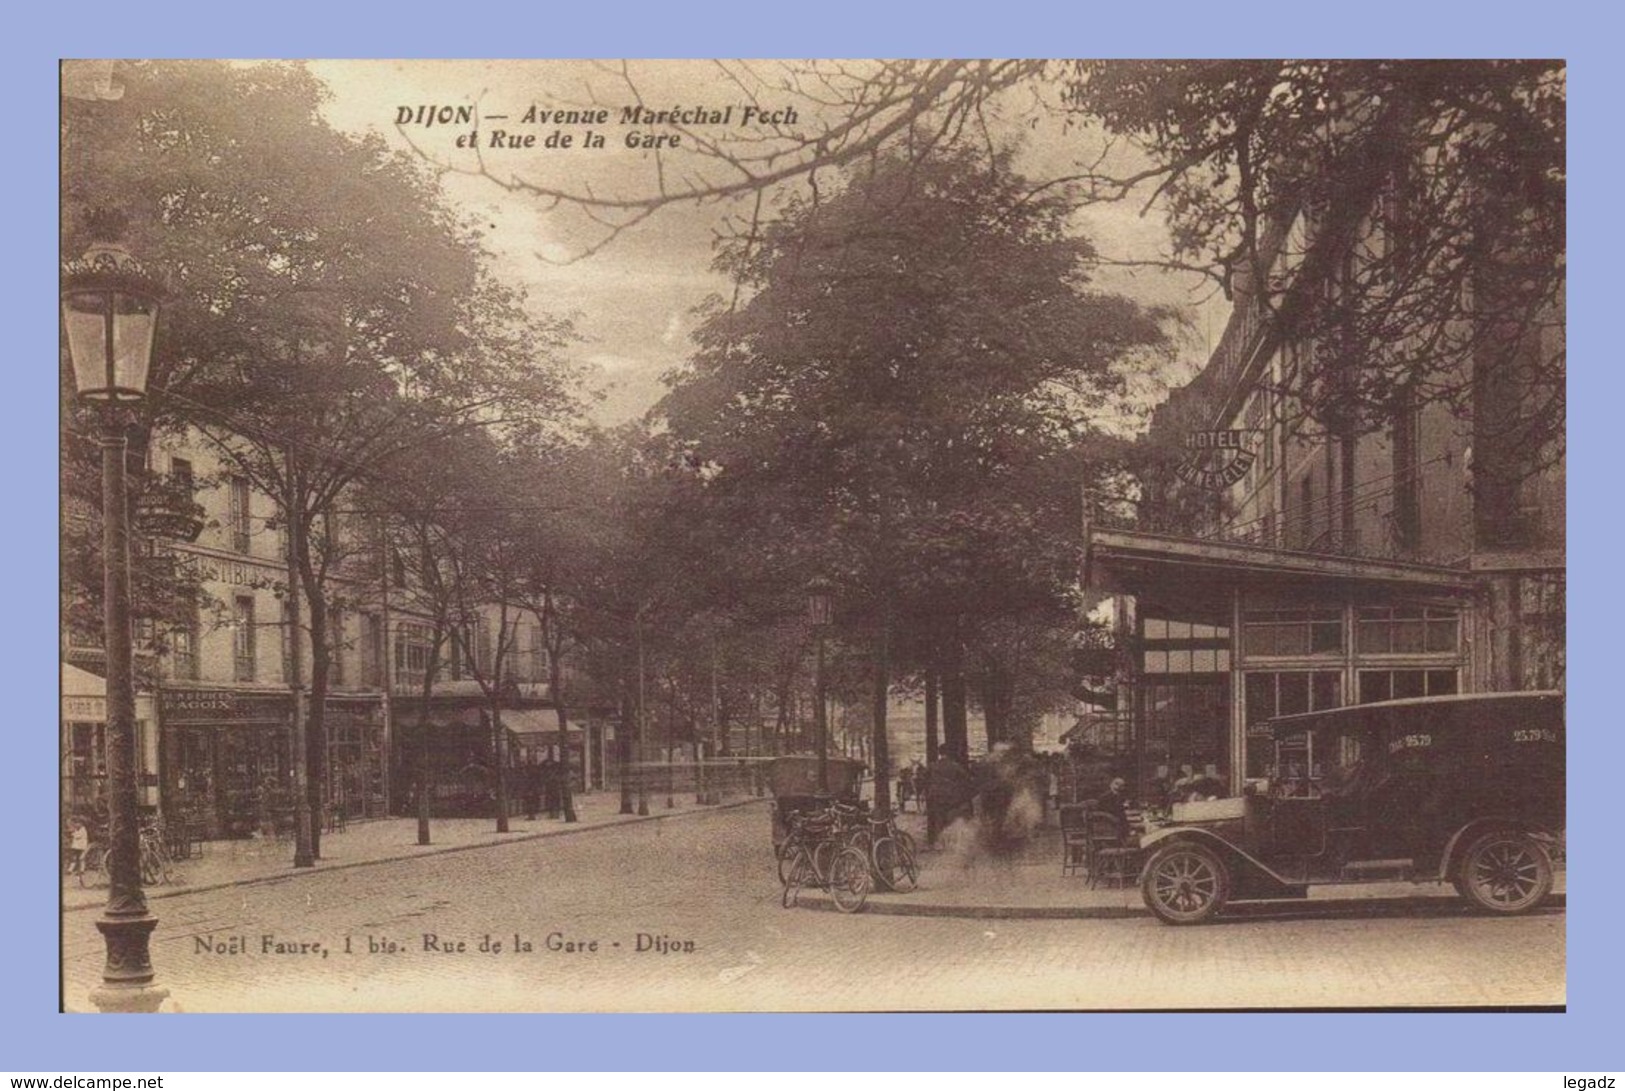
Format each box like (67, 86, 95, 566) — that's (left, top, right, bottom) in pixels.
(1142, 843, 1229, 925)
(1460, 832, 1553, 914)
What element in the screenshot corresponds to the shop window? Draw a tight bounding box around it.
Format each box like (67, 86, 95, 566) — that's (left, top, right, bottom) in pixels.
(1243, 608, 1343, 657)
(234, 595, 256, 682)
(1243, 670, 1343, 778)
(1143, 647, 1230, 674)
(1358, 668, 1457, 704)
(1356, 605, 1458, 654)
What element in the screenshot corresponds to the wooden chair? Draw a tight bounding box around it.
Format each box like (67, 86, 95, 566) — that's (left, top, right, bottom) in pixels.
(1059, 804, 1090, 876)
(1085, 811, 1140, 889)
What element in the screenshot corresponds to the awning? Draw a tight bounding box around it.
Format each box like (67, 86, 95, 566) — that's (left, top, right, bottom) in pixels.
(436, 705, 576, 733)
(64, 663, 106, 698)
(1088, 527, 1476, 599)
(499, 707, 571, 736)
(62, 664, 106, 721)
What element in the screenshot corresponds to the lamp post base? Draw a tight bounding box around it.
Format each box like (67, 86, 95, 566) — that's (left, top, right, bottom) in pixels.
(89, 984, 171, 1014)
(91, 913, 168, 1013)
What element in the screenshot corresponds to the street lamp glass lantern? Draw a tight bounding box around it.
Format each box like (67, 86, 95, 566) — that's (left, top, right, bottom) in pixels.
(805, 586, 833, 628)
(62, 242, 162, 403)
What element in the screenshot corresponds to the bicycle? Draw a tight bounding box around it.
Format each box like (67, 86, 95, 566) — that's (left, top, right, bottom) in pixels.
(139, 817, 175, 886)
(845, 806, 920, 893)
(779, 808, 871, 913)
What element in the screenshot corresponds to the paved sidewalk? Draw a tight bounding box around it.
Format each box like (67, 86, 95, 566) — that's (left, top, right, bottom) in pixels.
(796, 811, 1567, 919)
(63, 788, 772, 912)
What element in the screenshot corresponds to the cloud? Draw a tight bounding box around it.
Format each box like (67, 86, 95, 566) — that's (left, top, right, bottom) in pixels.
(660, 313, 685, 347)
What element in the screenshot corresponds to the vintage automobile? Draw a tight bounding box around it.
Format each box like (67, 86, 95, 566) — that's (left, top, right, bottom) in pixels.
(1137, 692, 1564, 924)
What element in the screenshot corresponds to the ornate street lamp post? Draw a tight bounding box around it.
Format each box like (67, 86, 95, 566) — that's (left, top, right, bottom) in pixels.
(63, 227, 168, 1013)
(805, 581, 833, 795)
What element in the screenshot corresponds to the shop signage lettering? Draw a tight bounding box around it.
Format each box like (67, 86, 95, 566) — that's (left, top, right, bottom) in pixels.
(63, 695, 106, 720)
(1175, 430, 1261, 491)
(161, 689, 239, 720)
(168, 548, 275, 589)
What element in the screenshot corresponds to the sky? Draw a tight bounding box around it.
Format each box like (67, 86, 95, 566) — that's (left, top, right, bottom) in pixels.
(303, 59, 1230, 427)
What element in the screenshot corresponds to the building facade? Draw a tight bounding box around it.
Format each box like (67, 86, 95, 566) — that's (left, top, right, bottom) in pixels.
(63, 423, 602, 838)
(1088, 203, 1564, 802)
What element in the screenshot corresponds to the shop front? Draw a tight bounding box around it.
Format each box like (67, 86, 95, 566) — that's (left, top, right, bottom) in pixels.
(61, 663, 159, 816)
(326, 697, 388, 821)
(389, 703, 526, 818)
(1089, 528, 1477, 802)
(160, 688, 293, 840)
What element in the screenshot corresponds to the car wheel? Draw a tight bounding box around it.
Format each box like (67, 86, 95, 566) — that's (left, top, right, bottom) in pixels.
(1142, 842, 1229, 925)
(1458, 831, 1553, 915)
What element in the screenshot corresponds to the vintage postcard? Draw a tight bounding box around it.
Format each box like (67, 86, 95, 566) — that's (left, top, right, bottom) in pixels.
(60, 58, 1565, 1013)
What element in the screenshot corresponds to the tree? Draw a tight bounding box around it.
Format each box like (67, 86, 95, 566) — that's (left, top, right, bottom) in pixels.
(63, 61, 578, 857)
(1064, 60, 1565, 482)
(419, 59, 1563, 472)
(659, 146, 1169, 801)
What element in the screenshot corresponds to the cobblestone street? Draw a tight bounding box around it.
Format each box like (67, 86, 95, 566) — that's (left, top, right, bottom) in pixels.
(63, 799, 1566, 1012)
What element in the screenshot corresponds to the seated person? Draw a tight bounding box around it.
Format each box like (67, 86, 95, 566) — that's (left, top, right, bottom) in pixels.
(1097, 777, 1133, 838)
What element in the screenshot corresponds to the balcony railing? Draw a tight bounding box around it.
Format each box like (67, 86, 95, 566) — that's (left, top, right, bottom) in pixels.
(1104, 495, 1458, 567)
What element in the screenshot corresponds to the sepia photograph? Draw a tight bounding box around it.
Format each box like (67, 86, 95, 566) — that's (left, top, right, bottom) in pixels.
(59, 57, 1565, 1014)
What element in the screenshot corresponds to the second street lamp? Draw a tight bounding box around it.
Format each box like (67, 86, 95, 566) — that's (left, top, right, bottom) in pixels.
(805, 582, 833, 795)
(63, 225, 169, 1013)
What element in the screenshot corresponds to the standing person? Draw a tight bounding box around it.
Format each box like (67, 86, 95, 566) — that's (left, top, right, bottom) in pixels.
(523, 753, 541, 821)
(898, 764, 915, 813)
(543, 753, 561, 819)
(66, 816, 89, 875)
(926, 752, 973, 848)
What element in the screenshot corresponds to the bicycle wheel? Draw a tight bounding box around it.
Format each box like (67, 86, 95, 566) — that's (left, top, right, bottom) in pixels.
(811, 838, 837, 885)
(828, 846, 871, 913)
(140, 843, 163, 885)
(781, 848, 812, 908)
(894, 829, 918, 860)
(872, 836, 920, 893)
(776, 838, 801, 886)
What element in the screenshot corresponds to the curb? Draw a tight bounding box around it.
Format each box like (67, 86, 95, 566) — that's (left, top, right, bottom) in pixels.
(792, 890, 1565, 921)
(64, 796, 770, 913)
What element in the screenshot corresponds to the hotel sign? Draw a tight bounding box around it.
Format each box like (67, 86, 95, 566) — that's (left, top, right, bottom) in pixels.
(1175, 430, 1260, 490)
(166, 546, 277, 589)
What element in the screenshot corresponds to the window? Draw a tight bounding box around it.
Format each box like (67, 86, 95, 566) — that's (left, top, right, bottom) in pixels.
(1358, 669, 1457, 704)
(171, 607, 199, 681)
(1356, 605, 1458, 654)
(1140, 615, 1231, 675)
(229, 476, 252, 554)
(280, 602, 292, 683)
(394, 623, 433, 687)
(1243, 608, 1343, 657)
(1243, 670, 1342, 778)
(171, 457, 194, 493)
(233, 595, 256, 682)
(328, 607, 345, 686)
(502, 621, 523, 680)
(529, 621, 547, 682)
(362, 614, 384, 688)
